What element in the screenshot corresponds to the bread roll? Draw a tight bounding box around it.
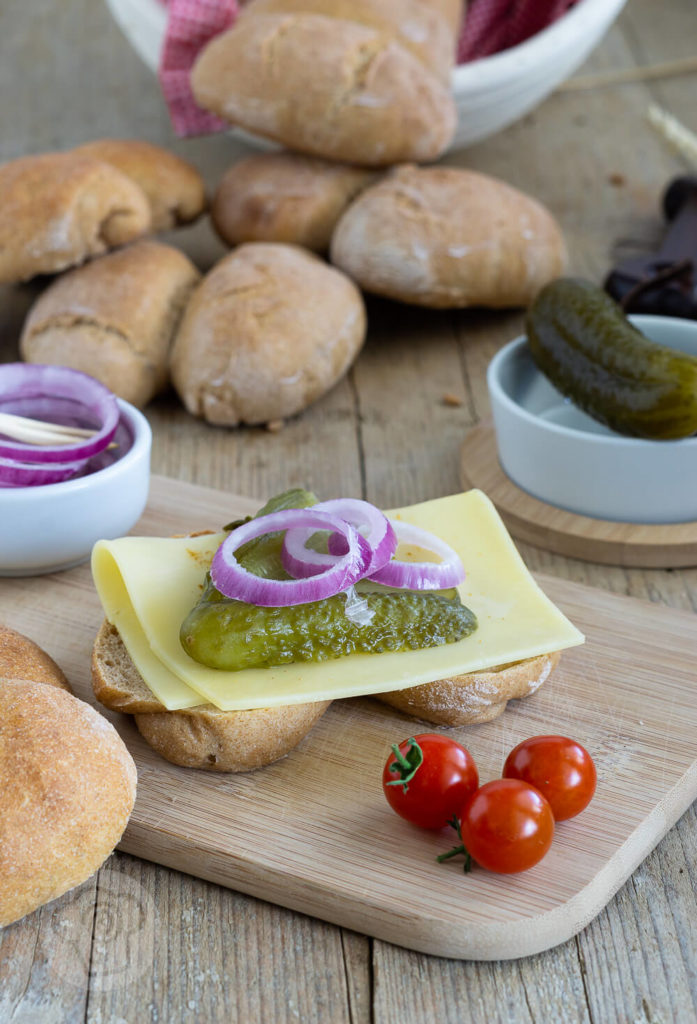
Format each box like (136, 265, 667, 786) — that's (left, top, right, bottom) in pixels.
(211, 152, 375, 252)
(0, 153, 151, 284)
(245, 0, 457, 82)
(0, 670, 136, 925)
(92, 620, 331, 772)
(330, 164, 568, 308)
(169, 242, 366, 426)
(0, 625, 71, 692)
(374, 652, 561, 725)
(72, 139, 206, 232)
(21, 240, 201, 407)
(191, 13, 456, 166)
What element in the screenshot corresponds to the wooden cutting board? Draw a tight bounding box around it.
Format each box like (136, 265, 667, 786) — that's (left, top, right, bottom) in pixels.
(3, 474, 697, 962)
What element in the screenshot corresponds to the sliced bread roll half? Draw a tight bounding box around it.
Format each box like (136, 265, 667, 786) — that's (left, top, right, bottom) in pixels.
(92, 621, 331, 773)
(374, 652, 561, 726)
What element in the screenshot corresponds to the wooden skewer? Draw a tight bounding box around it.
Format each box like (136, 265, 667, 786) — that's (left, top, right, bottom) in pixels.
(647, 103, 697, 166)
(557, 55, 697, 92)
(0, 411, 118, 449)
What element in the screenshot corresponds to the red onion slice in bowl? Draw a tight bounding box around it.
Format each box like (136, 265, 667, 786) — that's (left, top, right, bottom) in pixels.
(369, 520, 465, 590)
(0, 454, 87, 487)
(0, 363, 119, 464)
(212, 508, 373, 606)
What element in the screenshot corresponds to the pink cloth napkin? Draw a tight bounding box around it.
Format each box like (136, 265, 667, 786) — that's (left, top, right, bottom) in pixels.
(157, 0, 578, 136)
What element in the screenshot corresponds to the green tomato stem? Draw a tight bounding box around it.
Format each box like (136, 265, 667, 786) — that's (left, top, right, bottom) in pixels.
(384, 737, 424, 793)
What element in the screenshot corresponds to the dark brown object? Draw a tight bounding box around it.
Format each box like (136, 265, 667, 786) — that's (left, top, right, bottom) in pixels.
(605, 175, 697, 318)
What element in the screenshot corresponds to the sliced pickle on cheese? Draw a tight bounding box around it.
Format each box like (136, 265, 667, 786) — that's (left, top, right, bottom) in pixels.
(181, 574, 478, 671)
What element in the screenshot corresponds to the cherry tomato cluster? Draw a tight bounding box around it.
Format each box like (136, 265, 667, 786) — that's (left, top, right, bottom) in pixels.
(382, 733, 596, 874)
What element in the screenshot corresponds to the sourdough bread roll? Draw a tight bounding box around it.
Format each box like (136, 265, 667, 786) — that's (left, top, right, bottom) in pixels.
(245, 0, 457, 82)
(72, 139, 206, 232)
(191, 13, 456, 166)
(211, 152, 376, 252)
(169, 242, 366, 426)
(0, 672, 137, 926)
(20, 240, 201, 407)
(0, 153, 151, 284)
(0, 625, 71, 692)
(374, 652, 561, 725)
(330, 164, 568, 308)
(92, 620, 331, 772)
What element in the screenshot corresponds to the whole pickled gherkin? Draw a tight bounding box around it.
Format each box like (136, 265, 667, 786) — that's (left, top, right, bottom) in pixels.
(180, 488, 477, 671)
(181, 579, 477, 671)
(526, 278, 697, 440)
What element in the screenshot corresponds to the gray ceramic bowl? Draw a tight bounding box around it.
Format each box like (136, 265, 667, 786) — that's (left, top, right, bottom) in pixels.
(487, 315, 697, 524)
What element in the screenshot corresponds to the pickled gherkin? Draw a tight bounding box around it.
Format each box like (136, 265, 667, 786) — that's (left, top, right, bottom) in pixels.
(526, 278, 697, 440)
(180, 489, 477, 671)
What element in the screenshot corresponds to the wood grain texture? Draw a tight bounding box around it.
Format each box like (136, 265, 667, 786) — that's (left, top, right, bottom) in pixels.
(460, 421, 697, 568)
(3, 475, 697, 962)
(2, 0, 697, 1019)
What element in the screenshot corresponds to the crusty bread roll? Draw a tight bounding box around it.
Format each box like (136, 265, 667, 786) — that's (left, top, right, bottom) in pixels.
(169, 242, 366, 426)
(245, 0, 457, 82)
(191, 12, 456, 166)
(0, 153, 151, 284)
(211, 152, 375, 252)
(374, 652, 561, 725)
(0, 624, 71, 692)
(0, 629, 137, 927)
(92, 620, 331, 772)
(20, 240, 201, 408)
(71, 139, 206, 232)
(330, 164, 568, 308)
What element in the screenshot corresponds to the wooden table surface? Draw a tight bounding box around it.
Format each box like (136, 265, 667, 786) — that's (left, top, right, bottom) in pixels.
(2, 1, 697, 1021)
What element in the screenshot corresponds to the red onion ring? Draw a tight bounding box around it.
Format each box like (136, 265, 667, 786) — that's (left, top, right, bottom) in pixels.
(368, 520, 465, 590)
(0, 363, 119, 465)
(211, 508, 373, 606)
(0, 454, 88, 487)
(281, 498, 397, 578)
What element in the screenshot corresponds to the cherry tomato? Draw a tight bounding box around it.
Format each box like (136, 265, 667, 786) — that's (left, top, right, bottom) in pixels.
(502, 735, 597, 821)
(382, 733, 479, 830)
(459, 779, 554, 873)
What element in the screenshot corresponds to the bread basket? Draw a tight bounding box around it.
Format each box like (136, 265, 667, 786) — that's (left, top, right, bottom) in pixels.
(105, 0, 628, 149)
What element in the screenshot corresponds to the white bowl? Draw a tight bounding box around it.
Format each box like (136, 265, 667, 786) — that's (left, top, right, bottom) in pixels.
(487, 316, 697, 525)
(0, 399, 151, 576)
(105, 0, 627, 150)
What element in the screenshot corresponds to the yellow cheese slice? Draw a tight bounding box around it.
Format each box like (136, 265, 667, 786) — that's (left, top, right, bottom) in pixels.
(91, 490, 584, 712)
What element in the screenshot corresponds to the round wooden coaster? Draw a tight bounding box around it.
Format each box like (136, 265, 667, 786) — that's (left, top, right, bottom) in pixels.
(460, 422, 697, 568)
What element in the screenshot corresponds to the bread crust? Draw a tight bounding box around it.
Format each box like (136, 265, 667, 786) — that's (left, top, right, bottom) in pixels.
(72, 139, 206, 232)
(191, 13, 456, 166)
(0, 678, 136, 926)
(0, 152, 151, 283)
(374, 652, 561, 725)
(134, 702, 331, 772)
(212, 152, 375, 252)
(330, 164, 567, 308)
(169, 242, 366, 426)
(245, 0, 457, 82)
(20, 240, 201, 407)
(0, 625, 71, 692)
(92, 620, 331, 773)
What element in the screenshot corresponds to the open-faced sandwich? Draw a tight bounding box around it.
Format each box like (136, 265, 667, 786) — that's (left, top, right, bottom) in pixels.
(91, 489, 583, 772)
